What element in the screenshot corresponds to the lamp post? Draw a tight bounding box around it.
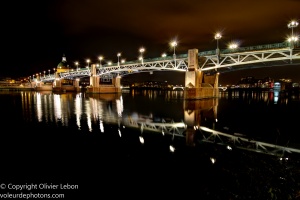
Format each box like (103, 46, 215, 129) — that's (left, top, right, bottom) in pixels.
(139, 47, 145, 65)
(86, 59, 90, 68)
(117, 53, 121, 66)
(75, 61, 79, 71)
(287, 20, 299, 49)
(170, 41, 177, 67)
(98, 56, 103, 68)
(214, 33, 222, 64)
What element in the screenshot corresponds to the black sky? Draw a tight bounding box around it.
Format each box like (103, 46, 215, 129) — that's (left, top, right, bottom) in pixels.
(1, 0, 299, 85)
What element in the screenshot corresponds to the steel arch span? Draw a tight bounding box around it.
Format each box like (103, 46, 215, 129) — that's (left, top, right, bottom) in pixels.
(39, 42, 300, 82)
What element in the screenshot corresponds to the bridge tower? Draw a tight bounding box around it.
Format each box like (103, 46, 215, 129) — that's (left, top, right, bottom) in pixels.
(184, 49, 219, 99)
(86, 64, 121, 93)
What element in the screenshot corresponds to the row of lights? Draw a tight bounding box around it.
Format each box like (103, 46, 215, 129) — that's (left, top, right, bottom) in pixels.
(214, 20, 299, 51)
(80, 20, 299, 69)
(74, 41, 179, 70)
(29, 20, 298, 79)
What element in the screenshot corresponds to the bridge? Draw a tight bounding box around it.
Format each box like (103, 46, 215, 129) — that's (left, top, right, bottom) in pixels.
(40, 42, 300, 81)
(31, 41, 300, 99)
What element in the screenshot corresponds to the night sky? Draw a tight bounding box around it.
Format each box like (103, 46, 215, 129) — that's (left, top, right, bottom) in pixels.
(1, 0, 300, 85)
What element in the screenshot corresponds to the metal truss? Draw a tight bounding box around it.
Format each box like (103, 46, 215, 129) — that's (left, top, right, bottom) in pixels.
(38, 42, 300, 82)
(198, 126, 300, 157)
(96, 58, 188, 77)
(201, 47, 300, 72)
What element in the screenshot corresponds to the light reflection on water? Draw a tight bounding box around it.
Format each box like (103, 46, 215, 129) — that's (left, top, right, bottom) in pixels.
(1, 89, 299, 199)
(2, 89, 299, 150)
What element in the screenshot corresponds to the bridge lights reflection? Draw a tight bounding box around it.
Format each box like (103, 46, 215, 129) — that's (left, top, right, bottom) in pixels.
(210, 157, 216, 164)
(139, 136, 144, 144)
(169, 145, 175, 152)
(279, 157, 289, 161)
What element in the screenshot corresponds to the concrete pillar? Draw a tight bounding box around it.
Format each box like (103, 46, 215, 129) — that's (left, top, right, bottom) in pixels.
(184, 48, 220, 99)
(54, 72, 61, 87)
(86, 65, 121, 93)
(185, 49, 199, 88)
(89, 64, 100, 87)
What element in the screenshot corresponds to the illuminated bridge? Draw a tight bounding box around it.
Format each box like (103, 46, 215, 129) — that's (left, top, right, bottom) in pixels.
(39, 42, 300, 82)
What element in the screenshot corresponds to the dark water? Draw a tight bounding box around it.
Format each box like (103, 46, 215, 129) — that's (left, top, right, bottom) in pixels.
(0, 89, 299, 199)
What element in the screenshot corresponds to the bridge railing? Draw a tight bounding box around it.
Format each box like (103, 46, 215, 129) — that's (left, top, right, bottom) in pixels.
(196, 42, 296, 57)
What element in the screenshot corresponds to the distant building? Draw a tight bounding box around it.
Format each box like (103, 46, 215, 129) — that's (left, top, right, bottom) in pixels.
(56, 54, 73, 85)
(237, 76, 274, 88)
(56, 54, 71, 73)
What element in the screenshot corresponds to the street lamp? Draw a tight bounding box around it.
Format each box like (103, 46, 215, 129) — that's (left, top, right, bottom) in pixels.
(170, 40, 177, 66)
(98, 56, 103, 68)
(214, 32, 222, 64)
(139, 47, 145, 65)
(287, 20, 299, 48)
(215, 33, 222, 50)
(86, 59, 90, 68)
(75, 61, 79, 71)
(117, 53, 121, 66)
(228, 42, 238, 50)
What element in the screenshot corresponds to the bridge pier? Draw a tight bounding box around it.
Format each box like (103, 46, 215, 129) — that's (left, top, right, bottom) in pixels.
(184, 49, 219, 99)
(86, 64, 121, 94)
(35, 75, 53, 91)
